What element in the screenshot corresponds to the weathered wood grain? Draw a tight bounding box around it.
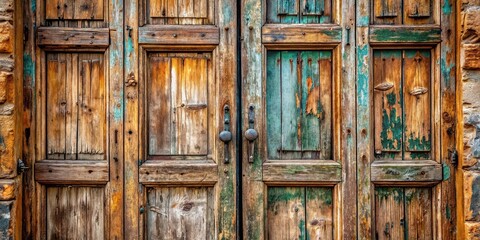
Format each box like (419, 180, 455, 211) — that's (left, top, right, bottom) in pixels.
(46, 53, 106, 160)
(403, 0, 433, 25)
(35, 160, 109, 184)
(262, 24, 342, 46)
(263, 160, 341, 184)
(146, 187, 212, 239)
(139, 160, 218, 184)
(305, 187, 333, 240)
(267, 187, 306, 239)
(369, 26, 441, 45)
(139, 25, 219, 45)
(374, 187, 405, 240)
(147, 0, 212, 24)
(371, 160, 443, 184)
(373, 0, 401, 24)
(373, 50, 402, 160)
(266, 0, 331, 23)
(405, 188, 433, 239)
(37, 28, 110, 49)
(46, 187, 105, 239)
(403, 50, 431, 159)
(46, 0, 104, 19)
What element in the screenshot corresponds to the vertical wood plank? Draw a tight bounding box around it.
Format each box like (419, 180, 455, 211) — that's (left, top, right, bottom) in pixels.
(65, 53, 78, 160)
(267, 187, 306, 239)
(373, 50, 403, 159)
(281, 51, 302, 159)
(266, 0, 281, 23)
(403, 0, 432, 25)
(176, 56, 208, 155)
(146, 188, 168, 240)
(194, 0, 208, 18)
(300, 51, 320, 159)
(403, 50, 431, 159)
(301, 0, 322, 23)
(318, 51, 332, 160)
(47, 55, 66, 160)
(74, 0, 103, 19)
(78, 55, 106, 160)
(440, 0, 457, 238)
(148, 56, 172, 155)
(373, 0, 402, 25)
(305, 187, 333, 240)
(405, 188, 433, 239)
(266, 51, 282, 159)
(374, 188, 405, 240)
(279, 0, 298, 23)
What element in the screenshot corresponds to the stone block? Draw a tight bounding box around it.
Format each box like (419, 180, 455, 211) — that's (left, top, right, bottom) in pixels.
(462, 44, 480, 70)
(465, 222, 480, 240)
(0, 21, 12, 53)
(0, 115, 15, 178)
(463, 6, 480, 43)
(465, 171, 480, 221)
(0, 201, 13, 239)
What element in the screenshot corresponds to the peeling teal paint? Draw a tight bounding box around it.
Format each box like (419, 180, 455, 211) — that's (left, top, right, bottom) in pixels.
(23, 54, 35, 86)
(443, 163, 450, 180)
(298, 219, 305, 239)
(375, 187, 404, 203)
(442, 0, 452, 14)
(441, 58, 455, 86)
(358, 16, 369, 26)
(446, 205, 451, 220)
(113, 91, 124, 122)
(357, 45, 369, 108)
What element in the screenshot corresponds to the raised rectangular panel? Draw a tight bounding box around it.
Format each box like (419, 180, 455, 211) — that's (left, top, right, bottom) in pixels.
(148, 0, 212, 24)
(45, 0, 104, 20)
(266, 51, 332, 160)
(148, 53, 211, 156)
(46, 187, 105, 239)
(46, 53, 106, 160)
(373, 0, 401, 25)
(146, 187, 214, 239)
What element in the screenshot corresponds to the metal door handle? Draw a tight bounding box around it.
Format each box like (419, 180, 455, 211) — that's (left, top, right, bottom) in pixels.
(219, 105, 232, 163)
(245, 105, 257, 163)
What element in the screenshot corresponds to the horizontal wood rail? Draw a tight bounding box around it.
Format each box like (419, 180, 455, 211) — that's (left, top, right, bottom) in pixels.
(371, 160, 443, 186)
(35, 160, 109, 184)
(262, 24, 342, 47)
(263, 160, 342, 185)
(139, 160, 218, 185)
(37, 27, 110, 50)
(139, 25, 220, 45)
(369, 25, 441, 45)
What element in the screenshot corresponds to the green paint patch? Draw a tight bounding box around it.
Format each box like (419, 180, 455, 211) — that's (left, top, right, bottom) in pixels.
(306, 187, 333, 205)
(375, 187, 404, 203)
(442, 0, 452, 14)
(371, 28, 441, 43)
(407, 134, 431, 152)
(380, 108, 402, 151)
(267, 187, 303, 206)
(443, 163, 450, 180)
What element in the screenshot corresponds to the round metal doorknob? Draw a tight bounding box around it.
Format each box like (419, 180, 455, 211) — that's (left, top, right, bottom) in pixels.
(219, 130, 232, 143)
(244, 128, 258, 142)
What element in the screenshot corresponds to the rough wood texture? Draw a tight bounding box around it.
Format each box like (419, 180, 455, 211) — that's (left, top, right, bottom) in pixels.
(266, 0, 331, 23)
(263, 160, 341, 184)
(146, 0, 213, 24)
(46, 187, 105, 239)
(146, 187, 214, 239)
(139, 26, 219, 45)
(371, 160, 442, 184)
(147, 53, 210, 156)
(374, 187, 433, 240)
(45, 0, 104, 20)
(35, 160, 109, 184)
(37, 28, 110, 50)
(139, 160, 218, 184)
(267, 187, 334, 239)
(46, 53, 106, 160)
(266, 51, 332, 160)
(369, 26, 441, 45)
(262, 24, 341, 47)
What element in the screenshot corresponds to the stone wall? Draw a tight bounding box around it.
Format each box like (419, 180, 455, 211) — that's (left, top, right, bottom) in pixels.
(461, 0, 480, 239)
(0, 0, 21, 238)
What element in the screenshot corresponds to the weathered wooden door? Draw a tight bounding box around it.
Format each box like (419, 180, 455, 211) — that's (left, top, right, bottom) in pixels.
(240, 0, 456, 239)
(29, 0, 237, 238)
(124, 0, 237, 238)
(30, 0, 125, 237)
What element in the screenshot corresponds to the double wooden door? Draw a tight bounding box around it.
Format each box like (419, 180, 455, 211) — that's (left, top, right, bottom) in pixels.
(27, 0, 457, 239)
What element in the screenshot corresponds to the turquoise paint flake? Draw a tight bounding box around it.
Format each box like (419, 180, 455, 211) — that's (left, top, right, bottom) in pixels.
(443, 163, 450, 181)
(442, 0, 452, 14)
(357, 45, 369, 108)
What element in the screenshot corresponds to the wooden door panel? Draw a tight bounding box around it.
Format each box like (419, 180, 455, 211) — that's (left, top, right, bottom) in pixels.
(45, 0, 104, 20)
(242, 0, 354, 238)
(46, 187, 105, 239)
(146, 0, 213, 24)
(32, 0, 123, 237)
(357, 0, 456, 239)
